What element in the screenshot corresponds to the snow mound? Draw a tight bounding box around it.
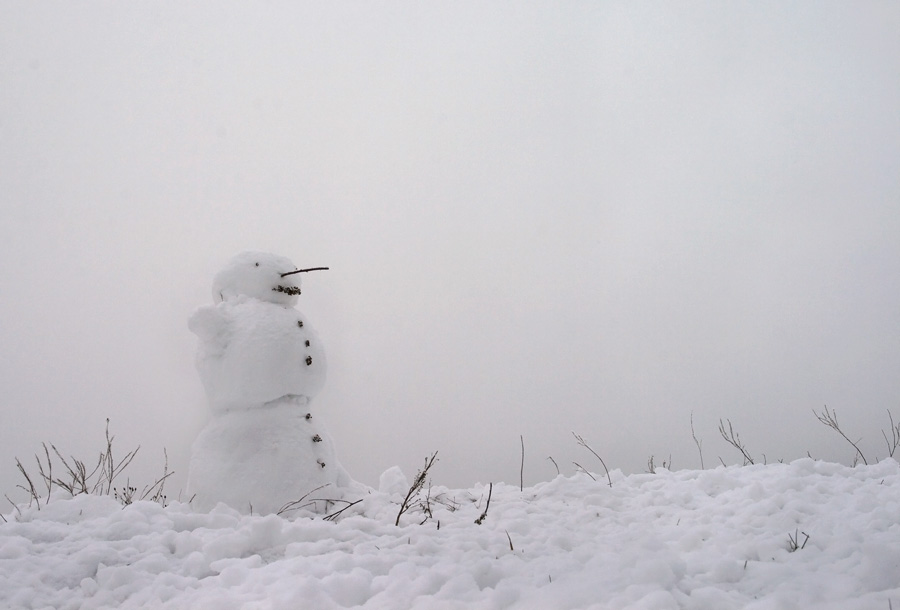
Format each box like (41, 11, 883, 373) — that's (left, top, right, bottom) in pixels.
(4, 459, 900, 609)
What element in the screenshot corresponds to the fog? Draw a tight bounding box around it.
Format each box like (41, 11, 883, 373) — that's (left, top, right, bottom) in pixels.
(2, 2, 898, 500)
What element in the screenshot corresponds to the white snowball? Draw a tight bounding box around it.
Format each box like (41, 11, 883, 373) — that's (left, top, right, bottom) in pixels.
(378, 466, 410, 496)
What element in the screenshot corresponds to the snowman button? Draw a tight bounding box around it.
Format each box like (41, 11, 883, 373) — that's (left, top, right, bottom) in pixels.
(306, 356, 313, 366)
(297, 320, 304, 328)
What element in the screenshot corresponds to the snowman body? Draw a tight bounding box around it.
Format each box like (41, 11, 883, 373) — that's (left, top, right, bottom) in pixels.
(187, 251, 350, 515)
(191, 297, 326, 412)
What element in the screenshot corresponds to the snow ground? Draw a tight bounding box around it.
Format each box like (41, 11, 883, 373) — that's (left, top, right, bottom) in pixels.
(3, 458, 900, 609)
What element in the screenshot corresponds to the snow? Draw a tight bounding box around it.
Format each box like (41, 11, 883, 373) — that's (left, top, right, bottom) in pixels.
(4, 458, 900, 609)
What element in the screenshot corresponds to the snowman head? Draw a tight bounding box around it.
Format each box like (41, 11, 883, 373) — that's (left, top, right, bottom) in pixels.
(212, 251, 307, 305)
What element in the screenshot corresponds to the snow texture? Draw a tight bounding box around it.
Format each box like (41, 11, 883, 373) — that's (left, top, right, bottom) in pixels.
(187, 251, 346, 514)
(4, 459, 900, 609)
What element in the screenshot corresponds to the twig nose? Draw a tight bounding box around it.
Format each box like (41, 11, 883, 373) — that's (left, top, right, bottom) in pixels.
(280, 267, 330, 277)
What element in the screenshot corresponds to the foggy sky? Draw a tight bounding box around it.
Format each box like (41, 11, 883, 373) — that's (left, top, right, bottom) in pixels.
(2, 2, 899, 500)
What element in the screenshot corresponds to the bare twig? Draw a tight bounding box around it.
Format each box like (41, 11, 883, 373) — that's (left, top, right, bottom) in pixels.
(813, 406, 868, 466)
(5, 495, 22, 520)
(99, 419, 140, 495)
(505, 530, 514, 551)
(547, 456, 560, 476)
(41, 443, 52, 498)
(15, 458, 40, 509)
(572, 432, 612, 487)
(280, 267, 330, 277)
(572, 462, 597, 481)
(691, 412, 704, 470)
(277, 484, 331, 515)
(140, 449, 172, 505)
(787, 529, 810, 552)
(882, 410, 900, 458)
(431, 492, 460, 512)
(474, 482, 493, 525)
(418, 483, 434, 522)
(519, 435, 525, 492)
(718, 419, 755, 465)
(395, 452, 438, 526)
(647, 455, 671, 474)
(324, 499, 364, 522)
(645, 455, 672, 472)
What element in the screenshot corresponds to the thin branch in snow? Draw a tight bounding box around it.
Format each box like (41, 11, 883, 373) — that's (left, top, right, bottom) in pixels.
(547, 456, 560, 476)
(572, 462, 597, 481)
(474, 482, 493, 525)
(691, 412, 705, 470)
(813, 406, 868, 466)
(519, 435, 525, 492)
(718, 419, 755, 465)
(395, 452, 438, 526)
(572, 432, 612, 487)
(882, 410, 900, 458)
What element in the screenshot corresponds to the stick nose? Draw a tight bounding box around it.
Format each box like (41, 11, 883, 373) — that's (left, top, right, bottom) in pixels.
(280, 267, 330, 277)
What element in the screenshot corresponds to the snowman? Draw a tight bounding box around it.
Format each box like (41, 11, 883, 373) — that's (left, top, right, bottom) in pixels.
(187, 251, 353, 515)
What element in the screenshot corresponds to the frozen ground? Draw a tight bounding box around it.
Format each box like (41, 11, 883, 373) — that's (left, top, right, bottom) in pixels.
(3, 458, 900, 609)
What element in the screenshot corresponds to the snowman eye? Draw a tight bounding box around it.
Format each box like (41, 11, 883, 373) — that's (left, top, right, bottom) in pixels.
(255, 263, 259, 267)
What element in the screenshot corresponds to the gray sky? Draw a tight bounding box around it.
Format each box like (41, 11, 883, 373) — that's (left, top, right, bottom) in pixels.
(2, 2, 899, 499)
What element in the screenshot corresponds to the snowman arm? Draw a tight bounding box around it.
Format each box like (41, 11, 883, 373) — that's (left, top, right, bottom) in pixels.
(188, 305, 229, 344)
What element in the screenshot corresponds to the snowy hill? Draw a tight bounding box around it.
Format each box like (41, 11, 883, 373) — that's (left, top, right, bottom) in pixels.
(3, 459, 900, 609)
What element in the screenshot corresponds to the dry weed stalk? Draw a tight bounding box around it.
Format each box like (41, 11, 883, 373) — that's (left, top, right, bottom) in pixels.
(691, 412, 705, 470)
(11, 419, 171, 510)
(474, 482, 493, 525)
(572, 432, 612, 487)
(883, 410, 900, 458)
(718, 419, 755, 465)
(813, 406, 868, 466)
(395, 452, 438, 526)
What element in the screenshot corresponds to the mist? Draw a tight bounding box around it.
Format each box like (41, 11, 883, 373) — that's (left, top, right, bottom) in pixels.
(2, 2, 898, 499)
